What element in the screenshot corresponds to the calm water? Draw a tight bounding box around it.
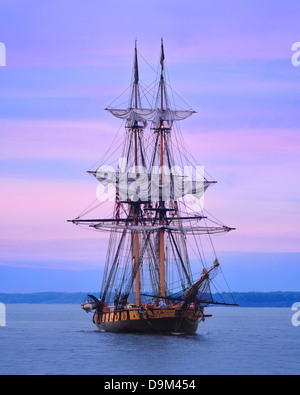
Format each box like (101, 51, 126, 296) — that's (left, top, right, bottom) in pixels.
(0, 304, 299, 375)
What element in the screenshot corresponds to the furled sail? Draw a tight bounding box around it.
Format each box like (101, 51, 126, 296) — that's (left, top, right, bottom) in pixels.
(106, 108, 195, 128)
(93, 168, 211, 202)
(91, 223, 234, 235)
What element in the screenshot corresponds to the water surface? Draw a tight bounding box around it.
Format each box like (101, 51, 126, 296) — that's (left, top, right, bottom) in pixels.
(0, 305, 299, 375)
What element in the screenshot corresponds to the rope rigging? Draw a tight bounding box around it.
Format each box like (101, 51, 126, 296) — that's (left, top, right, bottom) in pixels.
(70, 41, 236, 311)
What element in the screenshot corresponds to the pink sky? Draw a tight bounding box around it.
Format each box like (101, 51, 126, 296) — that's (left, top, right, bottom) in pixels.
(1, 119, 299, 271)
(0, 0, 300, 292)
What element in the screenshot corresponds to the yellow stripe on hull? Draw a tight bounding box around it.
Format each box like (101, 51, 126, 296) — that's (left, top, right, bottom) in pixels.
(93, 307, 210, 334)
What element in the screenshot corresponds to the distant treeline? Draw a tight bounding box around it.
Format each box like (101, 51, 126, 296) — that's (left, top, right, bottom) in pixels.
(0, 292, 88, 305)
(228, 292, 300, 307)
(0, 291, 300, 307)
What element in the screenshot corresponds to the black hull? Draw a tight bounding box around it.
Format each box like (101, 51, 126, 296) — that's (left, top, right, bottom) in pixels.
(94, 316, 199, 334)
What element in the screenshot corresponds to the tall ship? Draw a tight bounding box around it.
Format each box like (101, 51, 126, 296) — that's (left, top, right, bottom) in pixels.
(69, 40, 237, 334)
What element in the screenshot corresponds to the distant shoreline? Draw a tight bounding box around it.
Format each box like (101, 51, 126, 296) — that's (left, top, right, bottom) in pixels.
(0, 291, 299, 307)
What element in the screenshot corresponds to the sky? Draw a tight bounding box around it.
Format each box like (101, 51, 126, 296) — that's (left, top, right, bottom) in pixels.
(0, 0, 300, 293)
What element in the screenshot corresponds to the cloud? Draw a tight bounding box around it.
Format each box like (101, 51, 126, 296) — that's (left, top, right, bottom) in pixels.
(0, 238, 108, 270)
(0, 176, 113, 239)
(1, 119, 119, 161)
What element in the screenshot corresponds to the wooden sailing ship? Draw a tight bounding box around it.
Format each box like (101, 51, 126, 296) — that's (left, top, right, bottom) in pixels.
(69, 40, 237, 334)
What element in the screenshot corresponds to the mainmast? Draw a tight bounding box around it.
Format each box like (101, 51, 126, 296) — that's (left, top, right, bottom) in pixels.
(158, 39, 166, 298)
(133, 41, 141, 306)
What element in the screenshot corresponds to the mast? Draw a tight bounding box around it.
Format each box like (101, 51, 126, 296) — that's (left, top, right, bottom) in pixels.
(159, 39, 165, 298)
(133, 41, 141, 306)
(134, 40, 139, 110)
(159, 127, 165, 298)
(160, 38, 164, 111)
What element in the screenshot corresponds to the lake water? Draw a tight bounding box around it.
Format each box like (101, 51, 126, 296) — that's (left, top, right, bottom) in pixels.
(0, 304, 299, 375)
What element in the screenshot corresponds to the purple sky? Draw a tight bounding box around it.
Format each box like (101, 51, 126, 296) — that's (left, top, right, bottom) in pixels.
(1, 0, 300, 292)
